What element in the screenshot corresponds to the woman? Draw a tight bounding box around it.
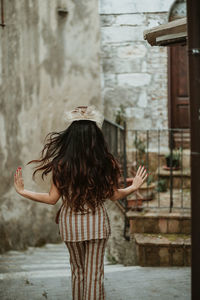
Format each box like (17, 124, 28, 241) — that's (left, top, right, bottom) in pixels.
(14, 105, 147, 300)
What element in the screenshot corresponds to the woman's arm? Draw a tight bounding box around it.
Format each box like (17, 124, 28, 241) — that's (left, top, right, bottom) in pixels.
(110, 166, 148, 201)
(14, 167, 61, 205)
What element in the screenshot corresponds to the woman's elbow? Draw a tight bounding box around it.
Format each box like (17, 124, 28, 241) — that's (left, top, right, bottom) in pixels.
(49, 197, 60, 205)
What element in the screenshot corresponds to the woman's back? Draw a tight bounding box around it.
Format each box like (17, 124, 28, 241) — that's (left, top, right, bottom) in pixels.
(15, 106, 147, 300)
(28, 106, 121, 217)
(57, 200, 111, 242)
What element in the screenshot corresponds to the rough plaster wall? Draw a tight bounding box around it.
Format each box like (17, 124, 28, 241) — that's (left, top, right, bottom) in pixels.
(0, 0, 102, 253)
(99, 0, 174, 131)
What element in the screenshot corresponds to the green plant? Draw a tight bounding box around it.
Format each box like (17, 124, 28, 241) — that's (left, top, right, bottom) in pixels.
(165, 148, 182, 168)
(133, 137, 154, 186)
(165, 148, 182, 160)
(134, 137, 146, 167)
(146, 174, 154, 186)
(156, 179, 167, 192)
(114, 104, 126, 125)
(106, 253, 118, 265)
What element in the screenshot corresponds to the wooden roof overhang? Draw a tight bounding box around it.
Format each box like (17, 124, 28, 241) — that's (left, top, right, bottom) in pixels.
(144, 17, 187, 47)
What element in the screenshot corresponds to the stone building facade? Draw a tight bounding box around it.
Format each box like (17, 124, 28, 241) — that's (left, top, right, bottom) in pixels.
(100, 0, 174, 130)
(0, 0, 102, 252)
(99, 0, 177, 265)
(0, 0, 180, 258)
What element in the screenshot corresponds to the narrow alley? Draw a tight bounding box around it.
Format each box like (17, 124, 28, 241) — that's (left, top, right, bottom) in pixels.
(0, 243, 190, 300)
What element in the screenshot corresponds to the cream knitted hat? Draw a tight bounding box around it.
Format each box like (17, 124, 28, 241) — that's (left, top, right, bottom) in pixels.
(64, 106, 104, 129)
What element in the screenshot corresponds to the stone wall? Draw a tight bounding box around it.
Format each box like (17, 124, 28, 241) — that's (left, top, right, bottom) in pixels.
(99, 0, 175, 265)
(105, 200, 137, 266)
(0, 0, 102, 253)
(99, 0, 175, 130)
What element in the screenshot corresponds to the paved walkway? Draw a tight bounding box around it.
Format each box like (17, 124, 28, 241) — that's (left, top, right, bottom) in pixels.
(0, 243, 191, 300)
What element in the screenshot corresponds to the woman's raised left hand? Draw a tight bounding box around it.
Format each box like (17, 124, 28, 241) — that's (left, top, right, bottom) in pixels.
(14, 167, 25, 195)
(131, 165, 148, 190)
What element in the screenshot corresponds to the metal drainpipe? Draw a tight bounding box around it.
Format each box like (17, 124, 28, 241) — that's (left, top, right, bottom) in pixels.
(186, 1, 200, 299)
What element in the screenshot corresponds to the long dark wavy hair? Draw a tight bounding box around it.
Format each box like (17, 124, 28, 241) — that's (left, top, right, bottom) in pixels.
(27, 120, 121, 212)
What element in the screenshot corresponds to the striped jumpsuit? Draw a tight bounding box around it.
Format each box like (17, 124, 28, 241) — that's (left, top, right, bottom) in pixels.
(55, 200, 111, 300)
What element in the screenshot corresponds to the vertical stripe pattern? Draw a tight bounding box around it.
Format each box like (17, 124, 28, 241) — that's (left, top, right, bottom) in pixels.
(65, 238, 108, 300)
(58, 202, 111, 242)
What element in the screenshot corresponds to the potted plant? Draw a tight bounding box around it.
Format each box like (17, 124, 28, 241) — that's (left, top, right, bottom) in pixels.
(156, 178, 168, 193)
(164, 148, 181, 170)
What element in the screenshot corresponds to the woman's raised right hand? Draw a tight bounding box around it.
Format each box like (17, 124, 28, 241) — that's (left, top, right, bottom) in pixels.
(131, 166, 148, 190)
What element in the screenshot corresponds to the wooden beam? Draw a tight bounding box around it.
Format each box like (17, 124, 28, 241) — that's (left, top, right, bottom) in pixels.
(156, 32, 187, 46)
(144, 17, 187, 46)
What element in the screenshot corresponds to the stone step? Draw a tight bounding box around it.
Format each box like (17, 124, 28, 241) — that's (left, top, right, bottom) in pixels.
(127, 211, 191, 234)
(134, 233, 191, 267)
(156, 167, 191, 189)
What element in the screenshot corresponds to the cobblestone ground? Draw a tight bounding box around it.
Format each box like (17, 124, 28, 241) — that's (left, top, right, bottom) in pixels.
(0, 243, 191, 300)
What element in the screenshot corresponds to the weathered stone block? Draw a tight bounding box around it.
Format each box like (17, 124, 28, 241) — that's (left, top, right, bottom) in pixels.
(159, 247, 170, 266)
(103, 74, 116, 88)
(138, 91, 148, 108)
(158, 218, 168, 233)
(125, 107, 145, 119)
(129, 219, 136, 234)
(117, 73, 151, 87)
(135, 218, 144, 233)
(115, 14, 146, 26)
(103, 86, 139, 104)
(135, 244, 140, 265)
(182, 152, 190, 169)
(145, 246, 159, 266)
(173, 177, 191, 189)
(184, 247, 191, 266)
(101, 44, 115, 59)
(172, 247, 184, 266)
(101, 26, 146, 43)
(168, 219, 180, 233)
(126, 117, 153, 131)
(99, 0, 174, 14)
(117, 44, 147, 59)
(100, 15, 116, 27)
(133, 232, 191, 266)
(143, 218, 158, 233)
(103, 58, 141, 74)
(137, 245, 145, 266)
(181, 220, 191, 235)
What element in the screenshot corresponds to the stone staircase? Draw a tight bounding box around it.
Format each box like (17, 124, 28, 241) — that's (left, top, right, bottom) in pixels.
(126, 211, 191, 266)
